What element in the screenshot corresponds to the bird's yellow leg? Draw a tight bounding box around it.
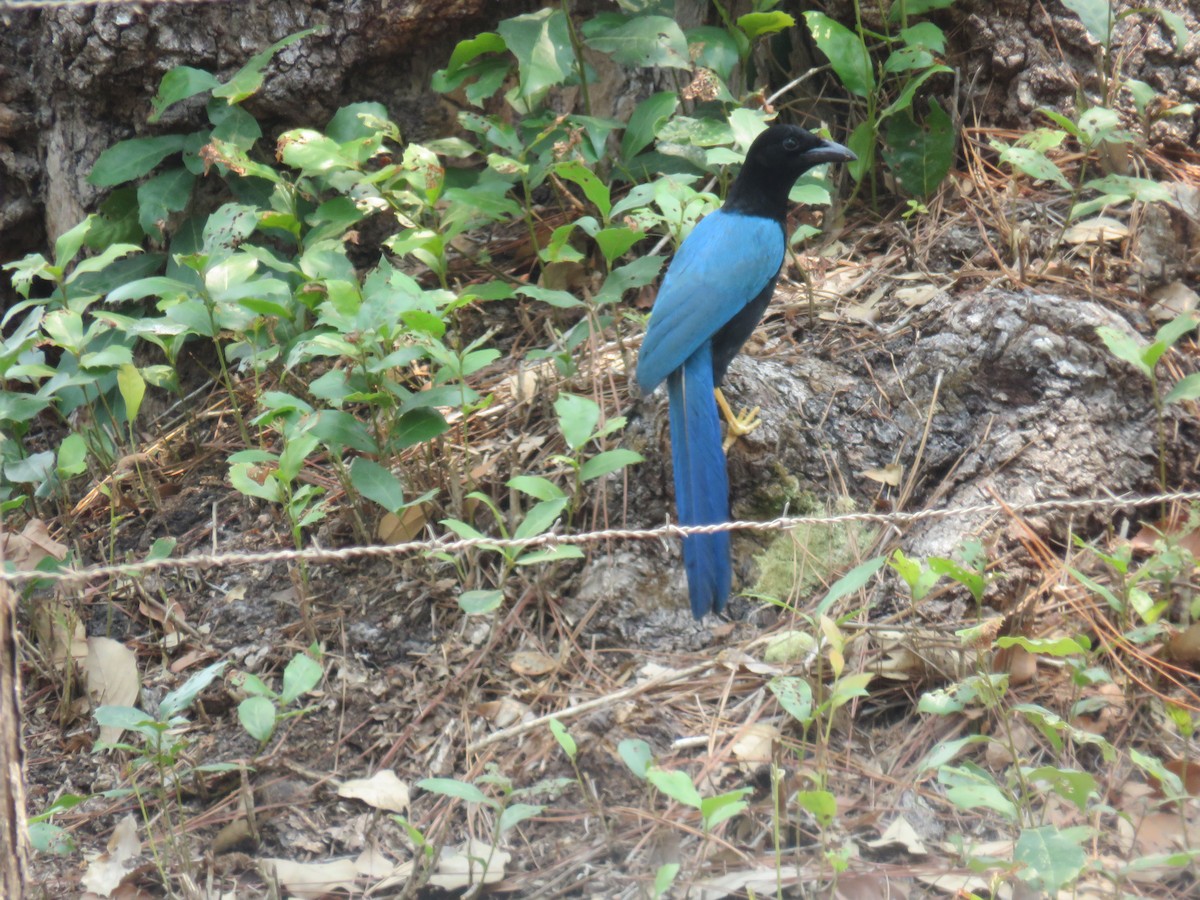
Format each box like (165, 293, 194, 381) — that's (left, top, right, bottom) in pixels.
(715, 387, 761, 451)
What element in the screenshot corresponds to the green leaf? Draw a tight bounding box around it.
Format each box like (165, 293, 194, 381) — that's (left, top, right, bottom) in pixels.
(940, 764, 1018, 821)
(997, 145, 1072, 189)
(815, 554, 887, 616)
(685, 26, 739, 81)
(326, 101, 391, 144)
(555, 160, 611, 218)
(579, 448, 643, 482)
(433, 31, 508, 93)
(1166, 372, 1200, 405)
(498, 9, 575, 102)
(392, 407, 449, 449)
(555, 393, 600, 450)
(996, 635, 1087, 657)
(701, 788, 751, 830)
(89, 135, 188, 187)
(583, 14, 690, 70)
(137, 167, 195, 239)
(769, 676, 814, 725)
(618, 738, 652, 779)
(417, 777, 492, 807)
(653, 863, 680, 898)
(513, 498, 568, 541)
(57, 433, 89, 477)
(917, 734, 991, 771)
(887, 0, 956, 19)
(594, 227, 642, 266)
(116, 363, 145, 423)
(796, 789, 837, 826)
(646, 767, 701, 808)
(1062, 0, 1114, 46)
(459, 590, 504, 615)
(804, 12, 874, 98)
(498, 802, 544, 834)
(1014, 825, 1088, 893)
(349, 458, 406, 514)
(879, 65, 954, 120)
(212, 28, 319, 104)
(736, 11, 796, 41)
(1095, 325, 1152, 377)
(238, 696, 277, 743)
(1024, 766, 1096, 812)
(548, 718, 577, 759)
(900, 21, 947, 53)
(150, 66, 220, 122)
(882, 98, 955, 199)
(160, 661, 228, 720)
(53, 216, 96, 270)
(621, 91, 679, 162)
(280, 652, 322, 705)
(507, 475, 567, 501)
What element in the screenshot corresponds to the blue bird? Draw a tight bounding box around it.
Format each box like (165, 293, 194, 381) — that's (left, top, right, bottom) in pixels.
(636, 123, 855, 619)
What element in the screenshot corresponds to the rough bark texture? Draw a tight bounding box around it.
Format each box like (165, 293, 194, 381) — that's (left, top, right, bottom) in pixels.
(0, 580, 29, 900)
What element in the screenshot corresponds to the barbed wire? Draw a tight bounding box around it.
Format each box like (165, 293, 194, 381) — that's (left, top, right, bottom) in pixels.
(1, 0, 233, 10)
(4, 489, 1198, 586)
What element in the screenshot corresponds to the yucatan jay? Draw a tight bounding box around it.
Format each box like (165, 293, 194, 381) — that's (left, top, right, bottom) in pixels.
(636, 123, 855, 619)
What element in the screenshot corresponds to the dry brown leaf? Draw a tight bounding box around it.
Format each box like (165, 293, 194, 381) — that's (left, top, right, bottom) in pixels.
(260, 857, 361, 899)
(1129, 514, 1200, 558)
(1063, 215, 1129, 244)
(475, 697, 531, 728)
(730, 723, 777, 768)
(0, 518, 68, 569)
(1163, 759, 1200, 797)
(1165, 623, 1200, 666)
(1149, 281, 1199, 321)
(81, 814, 141, 897)
(337, 770, 411, 814)
(510, 650, 557, 677)
(996, 643, 1038, 685)
(82, 637, 140, 744)
(893, 284, 940, 307)
(861, 463, 903, 486)
(864, 815, 928, 855)
(32, 599, 87, 670)
(378, 504, 428, 544)
(428, 839, 509, 889)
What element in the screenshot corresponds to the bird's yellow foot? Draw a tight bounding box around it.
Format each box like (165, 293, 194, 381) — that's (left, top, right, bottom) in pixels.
(715, 387, 761, 451)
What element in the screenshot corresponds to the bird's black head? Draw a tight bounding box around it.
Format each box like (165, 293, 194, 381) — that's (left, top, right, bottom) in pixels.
(724, 123, 856, 221)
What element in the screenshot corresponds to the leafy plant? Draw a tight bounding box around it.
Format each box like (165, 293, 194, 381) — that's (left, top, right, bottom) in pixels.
(804, 1, 958, 200)
(232, 645, 324, 747)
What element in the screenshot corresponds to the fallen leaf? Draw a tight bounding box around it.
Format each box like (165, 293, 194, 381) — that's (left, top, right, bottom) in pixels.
(337, 770, 411, 814)
(428, 839, 509, 889)
(510, 651, 557, 677)
(378, 504, 427, 544)
(1063, 215, 1129, 244)
(260, 857, 360, 899)
(730, 723, 777, 767)
(81, 814, 141, 897)
(1149, 281, 1199, 321)
(861, 463, 902, 486)
(82, 637, 141, 744)
(864, 815, 928, 855)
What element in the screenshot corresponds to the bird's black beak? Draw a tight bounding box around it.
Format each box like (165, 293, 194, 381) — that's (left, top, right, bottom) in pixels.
(807, 138, 857, 165)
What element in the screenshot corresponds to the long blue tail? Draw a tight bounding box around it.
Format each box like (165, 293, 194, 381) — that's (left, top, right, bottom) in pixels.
(666, 343, 731, 618)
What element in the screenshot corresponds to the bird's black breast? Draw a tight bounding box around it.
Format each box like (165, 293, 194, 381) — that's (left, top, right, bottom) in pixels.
(711, 275, 779, 386)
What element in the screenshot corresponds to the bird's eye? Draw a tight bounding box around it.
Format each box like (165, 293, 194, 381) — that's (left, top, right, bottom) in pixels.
(782, 137, 800, 151)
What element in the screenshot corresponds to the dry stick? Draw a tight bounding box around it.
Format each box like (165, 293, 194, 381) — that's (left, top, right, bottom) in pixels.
(466, 660, 715, 752)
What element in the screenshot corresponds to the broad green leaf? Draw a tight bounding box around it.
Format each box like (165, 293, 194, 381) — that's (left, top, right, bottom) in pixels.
(882, 98, 955, 198)
(621, 91, 678, 162)
(433, 32, 508, 93)
(280, 652, 322, 704)
(56, 433, 88, 477)
(392, 407, 449, 449)
(513, 498, 568, 541)
(1095, 325, 1151, 376)
(804, 12, 874, 98)
(89, 136, 188, 187)
(997, 145, 1072, 189)
(1062, 0, 1114, 46)
(498, 8, 574, 102)
(685, 25, 739, 80)
(498, 802, 544, 834)
(736, 11, 795, 40)
(887, 0, 956, 19)
(555, 160, 611, 218)
(701, 788, 751, 830)
(326, 101, 391, 144)
(769, 676, 814, 725)
(579, 448, 643, 482)
(880, 65, 954, 120)
(653, 863, 680, 898)
(583, 14, 690, 70)
(619, 738, 652, 779)
(116, 363, 145, 423)
(459, 590, 504, 615)
(212, 28, 318, 104)
(229, 461, 283, 503)
(1014, 825, 1088, 893)
(594, 227, 642, 266)
(917, 734, 990, 771)
(137, 168, 195, 240)
(1165, 372, 1200, 405)
(900, 22, 947, 53)
(349, 458, 406, 513)
(54, 217, 96, 270)
(796, 789, 837, 825)
(507, 475, 567, 501)
(646, 767, 701, 808)
(277, 128, 355, 175)
(150, 66, 220, 122)
(996, 635, 1087, 657)
(514, 544, 585, 565)
(1024, 766, 1096, 812)
(238, 696, 277, 743)
(555, 393, 600, 450)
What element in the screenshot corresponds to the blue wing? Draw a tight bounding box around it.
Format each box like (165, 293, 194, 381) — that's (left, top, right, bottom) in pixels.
(636, 209, 785, 394)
